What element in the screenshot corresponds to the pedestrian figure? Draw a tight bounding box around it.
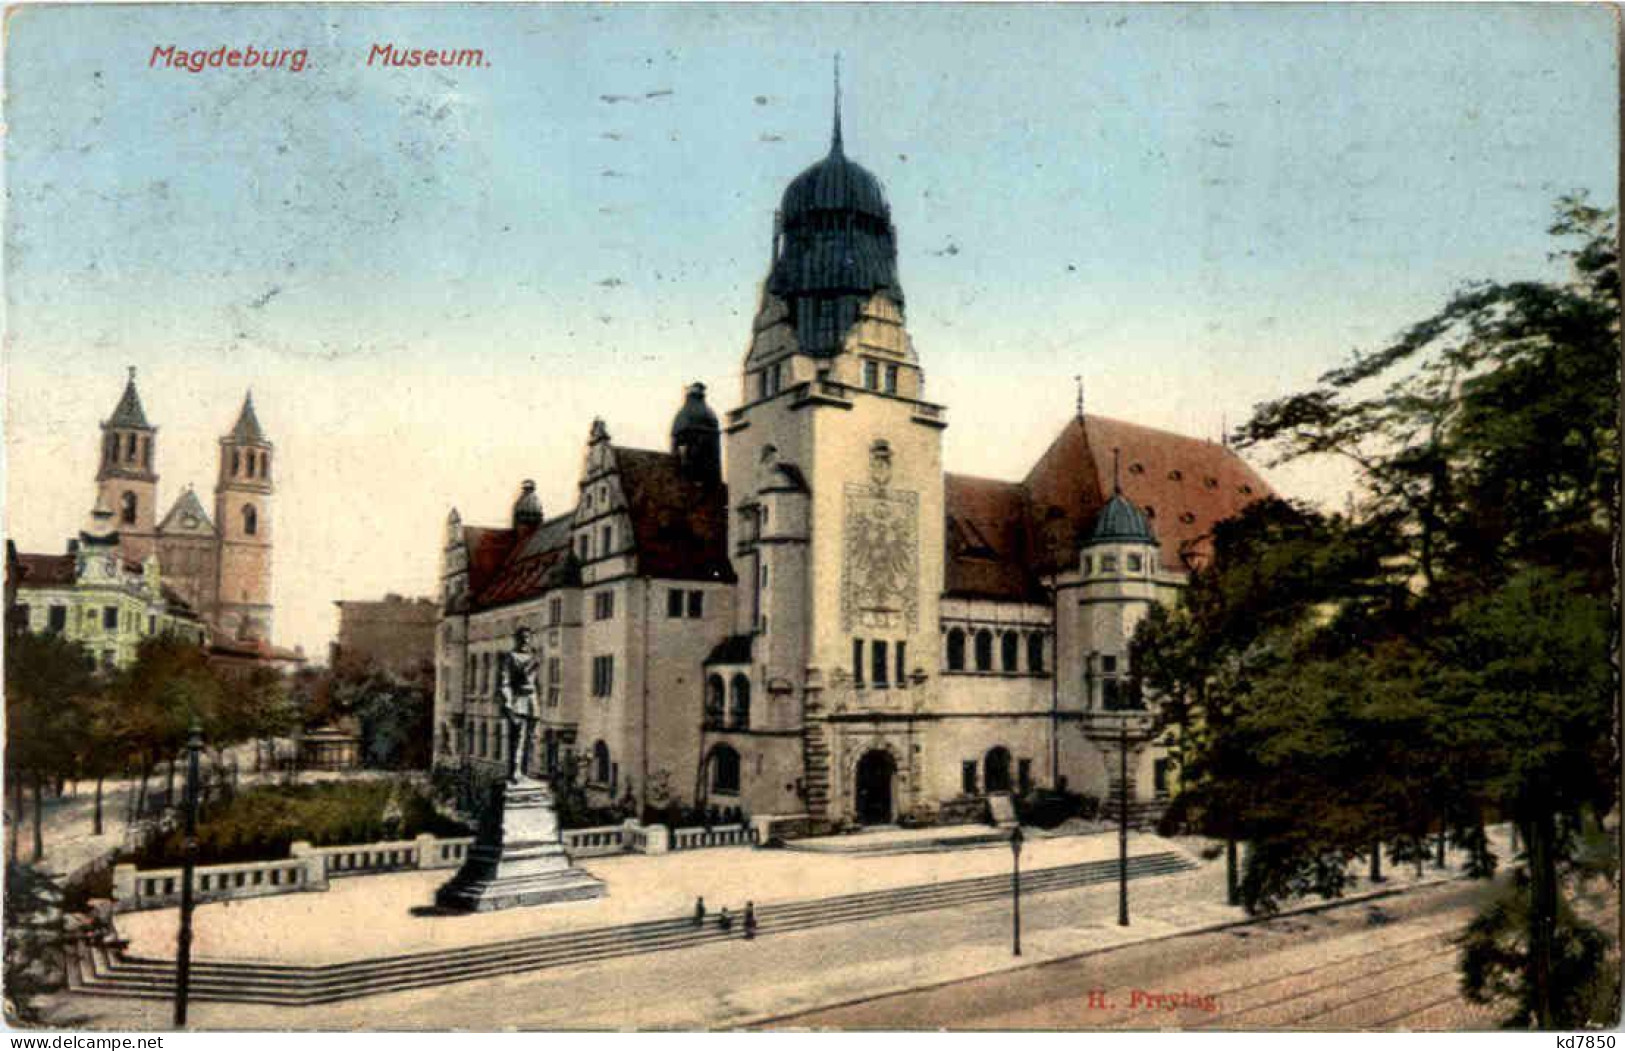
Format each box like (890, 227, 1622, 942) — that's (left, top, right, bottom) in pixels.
(693, 896, 706, 928)
(744, 901, 757, 940)
(717, 907, 733, 932)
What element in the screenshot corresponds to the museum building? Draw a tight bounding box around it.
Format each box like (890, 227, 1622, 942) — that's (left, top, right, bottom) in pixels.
(433, 99, 1272, 830)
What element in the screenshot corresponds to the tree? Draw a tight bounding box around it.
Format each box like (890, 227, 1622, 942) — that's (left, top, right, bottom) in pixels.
(1206, 195, 1620, 1026)
(3, 633, 96, 861)
(3, 862, 65, 1025)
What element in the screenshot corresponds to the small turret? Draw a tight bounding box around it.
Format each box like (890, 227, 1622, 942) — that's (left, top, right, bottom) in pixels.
(671, 383, 721, 485)
(513, 480, 543, 529)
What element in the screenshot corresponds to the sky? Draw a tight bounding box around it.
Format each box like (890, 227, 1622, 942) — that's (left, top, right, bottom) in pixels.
(4, 3, 1617, 661)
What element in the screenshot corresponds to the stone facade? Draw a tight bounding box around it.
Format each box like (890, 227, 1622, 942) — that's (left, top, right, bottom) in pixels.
(433, 100, 1273, 831)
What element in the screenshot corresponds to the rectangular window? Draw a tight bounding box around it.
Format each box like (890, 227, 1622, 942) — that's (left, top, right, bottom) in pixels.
(547, 658, 561, 707)
(871, 640, 889, 685)
(103, 606, 118, 630)
(884, 364, 899, 394)
(1102, 678, 1123, 711)
(47, 606, 65, 633)
(601, 524, 613, 554)
(594, 590, 615, 621)
(758, 370, 769, 399)
(549, 597, 563, 625)
(577, 535, 590, 560)
(863, 360, 879, 390)
(760, 563, 768, 589)
(1154, 758, 1170, 796)
(667, 589, 684, 618)
(962, 761, 978, 795)
(592, 655, 614, 697)
(896, 641, 907, 686)
(687, 590, 704, 618)
(1102, 655, 1118, 673)
(852, 638, 864, 686)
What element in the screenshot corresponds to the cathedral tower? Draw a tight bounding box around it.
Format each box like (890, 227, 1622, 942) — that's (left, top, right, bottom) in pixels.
(213, 392, 274, 641)
(95, 368, 159, 560)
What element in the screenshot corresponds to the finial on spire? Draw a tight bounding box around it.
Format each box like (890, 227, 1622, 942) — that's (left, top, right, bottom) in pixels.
(1075, 375, 1084, 420)
(831, 53, 844, 156)
(1112, 446, 1122, 494)
(128, 366, 136, 383)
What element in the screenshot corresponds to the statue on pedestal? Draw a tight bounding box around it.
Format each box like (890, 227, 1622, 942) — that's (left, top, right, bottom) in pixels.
(497, 626, 541, 783)
(434, 628, 605, 912)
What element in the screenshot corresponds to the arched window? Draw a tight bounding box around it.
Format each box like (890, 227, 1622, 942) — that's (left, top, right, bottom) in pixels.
(125, 433, 137, 458)
(120, 492, 137, 525)
(593, 741, 611, 784)
(242, 504, 258, 536)
(974, 630, 994, 672)
(141, 436, 151, 468)
(984, 746, 1013, 794)
(705, 675, 726, 728)
(711, 745, 741, 794)
(947, 629, 966, 671)
(729, 674, 751, 729)
(232, 450, 241, 476)
(261, 451, 271, 478)
(247, 450, 257, 477)
(1001, 632, 1019, 672)
(477, 721, 488, 758)
(1028, 632, 1045, 673)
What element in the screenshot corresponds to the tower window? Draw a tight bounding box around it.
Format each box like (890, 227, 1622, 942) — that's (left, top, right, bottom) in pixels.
(1028, 632, 1045, 673)
(232, 450, 241, 476)
(668, 589, 684, 618)
(757, 370, 769, 400)
(946, 628, 966, 671)
(884, 364, 898, 394)
(1001, 632, 1019, 672)
(896, 641, 907, 686)
(594, 590, 615, 620)
(729, 674, 751, 728)
(141, 436, 151, 468)
(711, 745, 741, 794)
(852, 638, 864, 686)
(687, 590, 704, 618)
(243, 504, 258, 536)
(863, 360, 879, 390)
(601, 524, 613, 554)
(121, 492, 138, 525)
(126, 433, 137, 459)
(705, 675, 725, 728)
(871, 640, 889, 686)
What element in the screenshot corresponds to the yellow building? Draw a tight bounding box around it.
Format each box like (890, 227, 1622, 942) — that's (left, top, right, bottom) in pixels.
(435, 96, 1272, 831)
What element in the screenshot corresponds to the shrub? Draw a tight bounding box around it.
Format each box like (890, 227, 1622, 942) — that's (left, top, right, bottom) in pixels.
(126, 777, 467, 868)
(1015, 788, 1100, 829)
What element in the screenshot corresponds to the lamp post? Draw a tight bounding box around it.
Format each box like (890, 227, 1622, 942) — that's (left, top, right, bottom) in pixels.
(1118, 722, 1130, 927)
(173, 719, 203, 1027)
(1009, 825, 1024, 956)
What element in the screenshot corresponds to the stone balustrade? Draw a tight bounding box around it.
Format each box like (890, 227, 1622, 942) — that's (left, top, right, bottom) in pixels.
(110, 819, 737, 912)
(671, 823, 758, 851)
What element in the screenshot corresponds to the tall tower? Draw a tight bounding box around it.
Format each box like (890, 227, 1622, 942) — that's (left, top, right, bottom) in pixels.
(720, 70, 947, 824)
(213, 392, 274, 641)
(95, 368, 159, 561)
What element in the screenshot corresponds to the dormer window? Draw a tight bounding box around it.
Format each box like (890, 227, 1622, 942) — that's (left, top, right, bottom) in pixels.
(1168, 469, 1182, 481)
(1129, 462, 1145, 475)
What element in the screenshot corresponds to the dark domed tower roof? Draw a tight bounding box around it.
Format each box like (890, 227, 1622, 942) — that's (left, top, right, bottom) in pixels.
(670, 382, 720, 438)
(1086, 491, 1158, 546)
(765, 74, 902, 356)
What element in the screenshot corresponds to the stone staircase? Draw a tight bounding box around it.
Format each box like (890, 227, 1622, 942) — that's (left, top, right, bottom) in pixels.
(70, 851, 1197, 1006)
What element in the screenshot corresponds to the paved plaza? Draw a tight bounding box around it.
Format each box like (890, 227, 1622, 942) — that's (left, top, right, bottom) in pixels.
(49, 829, 1511, 1029)
(113, 828, 1187, 964)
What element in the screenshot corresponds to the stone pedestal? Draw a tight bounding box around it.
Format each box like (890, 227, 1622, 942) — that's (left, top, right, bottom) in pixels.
(435, 779, 606, 912)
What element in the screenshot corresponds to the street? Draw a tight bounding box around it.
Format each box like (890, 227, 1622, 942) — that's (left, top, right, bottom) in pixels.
(758, 879, 1502, 1030)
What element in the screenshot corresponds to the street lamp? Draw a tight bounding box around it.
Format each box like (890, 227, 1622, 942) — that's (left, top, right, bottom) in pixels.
(174, 718, 203, 1027)
(1009, 825, 1024, 956)
(1118, 722, 1130, 927)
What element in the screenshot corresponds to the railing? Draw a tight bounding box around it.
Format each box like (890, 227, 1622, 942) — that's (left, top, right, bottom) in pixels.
(562, 824, 626, 857)
(113, 856, 324, 912)
(671, 823, 758, 851)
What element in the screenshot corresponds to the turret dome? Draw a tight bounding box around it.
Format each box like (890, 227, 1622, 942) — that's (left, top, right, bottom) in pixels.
(1085, 492, 1157, 547)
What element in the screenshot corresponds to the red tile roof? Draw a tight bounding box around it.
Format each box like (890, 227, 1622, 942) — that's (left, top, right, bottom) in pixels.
(944, 415, 1273, 600)
(944, 474, 1043, 602)
(612, 448, 735, 584)
(12, 552, 76, 588)
(461, 446, 734, 613)
(1023, 414, 1274, 573)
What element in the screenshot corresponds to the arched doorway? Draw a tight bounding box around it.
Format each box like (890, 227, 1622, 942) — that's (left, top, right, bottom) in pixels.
(984, 746, 1013, 794)
(855, 750, 896, 825)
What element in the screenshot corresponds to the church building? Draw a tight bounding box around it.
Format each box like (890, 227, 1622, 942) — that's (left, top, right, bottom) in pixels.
(433, 95, 1271, 831)
(9, 370, 287, 664)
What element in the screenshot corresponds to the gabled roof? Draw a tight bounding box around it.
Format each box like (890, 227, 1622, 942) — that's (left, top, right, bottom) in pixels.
(228, 393, 268, 445)
(1023, 414, 1274, 573)
(473, 516, 572, 609)
(157, 488, 215, 535)
(613, 447, 735, 584)
(108, 370, 153, 430)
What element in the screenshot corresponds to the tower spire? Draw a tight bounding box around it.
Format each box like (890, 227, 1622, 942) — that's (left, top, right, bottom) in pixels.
(831, 54, 844, 156)
(1075, 375, 1085, 420)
